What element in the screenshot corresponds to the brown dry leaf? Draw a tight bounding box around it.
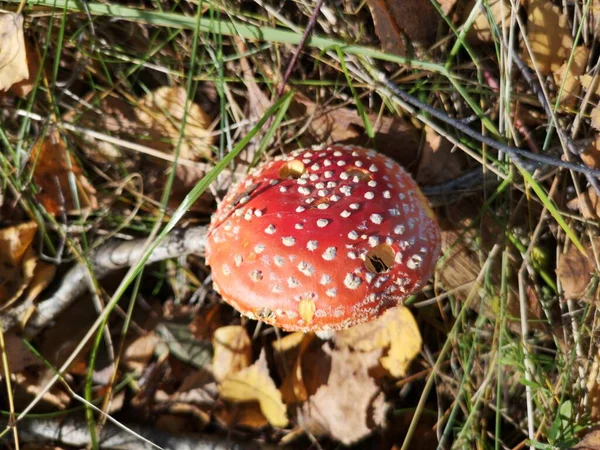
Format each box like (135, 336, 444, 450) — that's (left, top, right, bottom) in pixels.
(22, 260, 56, 304)
(335, 305, 422, 378)
(212, 325, 252, 382)
(0, 332, 39, 373)
(581, 136, 600, 169)
(556, 241, 597, 299)
(0, 13, 28, 92)
(30, 130, 98, 215)
(463, 0, 512, 44)
(416, 126, 464, 186)
(554, 46, 590, 108)
(525, 0, 573, 75)
(0, 222, 38, 309)
(273, 331, 306, 353)
(219, 350, 288, 427)
(573, 430, 600, 449)
(136, 86, 214, 160)
(293, 96, 422, 169)
(585, 347, 600, 423)
(278, 333, 320, 405)
(214, 402, 269, 430)
(366, 0, 457, 55)
(592, 108, 600, 131)
(298, 346, 388, 445)
(123, 333, 160, 373)
(566, 186, 600, 220)
(9, 38, 40, 97)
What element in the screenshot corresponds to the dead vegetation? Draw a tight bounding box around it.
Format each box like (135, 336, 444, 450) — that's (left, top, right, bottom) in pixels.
(2, 0, 600, 449)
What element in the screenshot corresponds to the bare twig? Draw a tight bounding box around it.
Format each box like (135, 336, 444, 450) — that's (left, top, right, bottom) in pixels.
(10, 416, 275, 450)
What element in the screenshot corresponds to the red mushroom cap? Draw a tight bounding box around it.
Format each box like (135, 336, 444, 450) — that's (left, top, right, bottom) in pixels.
(205, 144, 441, 332)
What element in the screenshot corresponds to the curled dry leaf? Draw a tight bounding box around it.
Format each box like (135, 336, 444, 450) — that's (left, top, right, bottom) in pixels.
(298, 346, 388, 446)
(211, 325, 252, 382)
(214, 402, 269, 430)
(580, 136, 600, 170)
(556, 240, 598, 300)
(30, 130, 98, 215)
(219, 350, 288, 428)
(335, 305, 422, 378)
(137, 86, 214, 161)
(0, 13, 28, 92)
(525, 0, 573, 75)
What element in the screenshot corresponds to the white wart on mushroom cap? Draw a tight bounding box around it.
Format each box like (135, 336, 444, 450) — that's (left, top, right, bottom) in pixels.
(205, 144, 441, 332)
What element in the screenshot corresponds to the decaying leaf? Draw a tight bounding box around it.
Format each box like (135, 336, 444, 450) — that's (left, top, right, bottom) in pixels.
(556, 240, 597, 300)
(525, 0, 573, 75)
(123, 333, 160, 373)
(366, 0, 457, 55)
(555, 46, 590, 108)
(567, 187, 600, 220)
(573, 430, 600, 449)
(9, 37, 40, 97)
(137, 86, 214, 160)
(0, 13, 28, 92)
(212, 325, 252, 382)
(219, 350, 288, 427)
(0, 222, 38, 309)
(214, 402, 269, 430)
(298, 346, 388, 445)
(278, 333, 322, 405)
(416, 126, 464, 186)
(30, 130, 98, 215)
(581, 136, 600, 169)
(335, 305, 422, 378)
(463, 0, 512, 44)
(0, 332, 39, 373)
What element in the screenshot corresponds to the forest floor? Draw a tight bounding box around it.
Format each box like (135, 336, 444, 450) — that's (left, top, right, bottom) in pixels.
(2, 0, 600, 449)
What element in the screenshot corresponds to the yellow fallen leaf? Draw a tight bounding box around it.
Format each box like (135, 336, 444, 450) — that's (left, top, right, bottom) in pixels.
(0, 13, 28, 92)
(273, 331, 305, 353)
(554, 46, 589, 107)
(123, 333, 160, 373)
(219, 350, 288, 427)
(464, 0, 512, 44)
(136, 86, 214, 160)
(335, 305, 422, 378)
(212, 325, 252, 382)
(0, 222, 38, 310)
(525, 0, 573, 75)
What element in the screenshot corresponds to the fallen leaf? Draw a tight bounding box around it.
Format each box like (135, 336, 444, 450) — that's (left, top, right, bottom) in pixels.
(592, 108, 600, 131)
(298, 346, 388, 445)
(211, 325, 252, 382)
(463, 0, 512, 44)
(524, 0, 573, 75)
(293, 96, 422, 169)
(0, 332, 39, 373)
(556, 240, 597, 299)
(366, 0, 457, 55)
(0, 222, 38, 309)
(581, 136, 600, 169)
(278, 333, 322, 404)
(416, 126, 465, 186)
(586, 347, 600, 423)
(0, 13, 28, 92)
(30, 130, 98, 215)
(273, 331, 306, 353)
(214, 402, 269, 429)
(136, 86, 214, 160)
(219, 350, 288, 427)
(566, 186, 600, 220)
(573, 430, 600, 449)
(335, 305, 422, 378)
(9, 37, 40, 97)
(555, 46, 590, 108)
(123, 333, 160, 373)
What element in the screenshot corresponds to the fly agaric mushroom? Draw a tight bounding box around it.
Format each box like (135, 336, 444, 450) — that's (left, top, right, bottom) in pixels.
(205, 144, 441, 332)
